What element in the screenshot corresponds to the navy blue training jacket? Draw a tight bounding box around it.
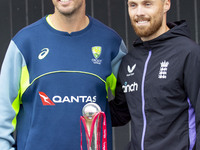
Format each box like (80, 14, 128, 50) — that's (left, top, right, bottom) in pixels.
(110, 21, 200, 150)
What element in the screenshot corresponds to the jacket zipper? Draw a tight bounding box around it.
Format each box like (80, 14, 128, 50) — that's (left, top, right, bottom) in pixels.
(141, 51, 152, 150)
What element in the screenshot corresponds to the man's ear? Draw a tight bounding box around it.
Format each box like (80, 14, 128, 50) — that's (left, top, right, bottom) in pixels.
(164, 0, 171, 13)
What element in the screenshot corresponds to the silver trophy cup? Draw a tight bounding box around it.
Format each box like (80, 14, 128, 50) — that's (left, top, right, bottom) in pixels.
(82, 103, 102, 150)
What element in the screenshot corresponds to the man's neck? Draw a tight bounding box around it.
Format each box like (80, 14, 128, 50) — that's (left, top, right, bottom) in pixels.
(50, 12, 89, 33)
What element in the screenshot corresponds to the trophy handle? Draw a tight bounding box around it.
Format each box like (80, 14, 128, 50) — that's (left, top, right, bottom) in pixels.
(80, 112, 107, 150)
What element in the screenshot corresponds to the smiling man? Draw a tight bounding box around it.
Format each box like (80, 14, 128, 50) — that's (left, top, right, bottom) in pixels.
(0, 0, 127, 149)
(128, 0, 170, 41)
(110, 0, 200, 150)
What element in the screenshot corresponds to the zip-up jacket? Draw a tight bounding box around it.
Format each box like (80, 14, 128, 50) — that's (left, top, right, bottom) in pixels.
(110, 21, 200, 150)
(0, 15, 127, 150)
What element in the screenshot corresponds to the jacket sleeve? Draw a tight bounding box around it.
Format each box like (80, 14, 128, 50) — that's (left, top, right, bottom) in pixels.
(106, 40, 128, 98)
(183, 44, 200, 150)
(109, 79, 131, 127)
(0, 40, 25, 150)
(109, 51, 131, 126)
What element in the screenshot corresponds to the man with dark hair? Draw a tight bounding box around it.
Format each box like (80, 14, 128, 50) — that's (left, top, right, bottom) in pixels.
(110, 0, 200, 149)
(0, 0, 127, 149)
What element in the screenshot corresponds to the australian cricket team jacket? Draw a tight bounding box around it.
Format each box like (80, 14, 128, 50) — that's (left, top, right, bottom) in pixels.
(110, 21, 200, 150)
(0, 15, 127, 150)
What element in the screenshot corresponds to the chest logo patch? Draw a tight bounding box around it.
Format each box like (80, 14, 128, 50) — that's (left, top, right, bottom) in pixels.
(91, 46, 102, 65)
(122, 81, 138, 93)
(127, 64, 136, 76)
(158, 60, 169, 79)
(38, 48, 49, 60)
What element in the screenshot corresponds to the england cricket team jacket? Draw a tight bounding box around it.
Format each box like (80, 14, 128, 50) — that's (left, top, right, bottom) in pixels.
(0, 15, 127, 150)
(110, 21, 200, 150)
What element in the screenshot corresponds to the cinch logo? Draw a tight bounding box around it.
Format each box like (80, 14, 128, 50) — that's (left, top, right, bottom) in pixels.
(126, 64, 136, 77)
(158, 60, 169, 79)
(39, 92, 96, 105)
(91, 46, 102, 65)
(122, 82, 138, 93)
(38, 48, 49, 60)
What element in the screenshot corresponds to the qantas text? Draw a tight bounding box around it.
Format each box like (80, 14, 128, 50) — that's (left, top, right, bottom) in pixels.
(52, 95, 97, 103)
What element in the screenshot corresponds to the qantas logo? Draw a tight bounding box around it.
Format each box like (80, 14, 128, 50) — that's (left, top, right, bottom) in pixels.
(39, 92, 96, 106)
(39, 92, 55, 106)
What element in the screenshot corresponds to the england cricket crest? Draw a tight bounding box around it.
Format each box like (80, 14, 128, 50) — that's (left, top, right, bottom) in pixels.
(91, 46, 102, 65)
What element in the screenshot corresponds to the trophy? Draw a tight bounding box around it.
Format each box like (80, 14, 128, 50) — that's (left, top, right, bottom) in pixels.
(80, 103, 107, 150)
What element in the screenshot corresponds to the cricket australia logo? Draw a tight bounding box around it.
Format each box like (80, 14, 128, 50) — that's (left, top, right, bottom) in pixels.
(158, 60, 169, 79)
(91, 46, 102, 65)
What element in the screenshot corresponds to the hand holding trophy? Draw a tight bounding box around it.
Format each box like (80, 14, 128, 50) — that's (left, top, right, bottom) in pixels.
(80, 103, 107, 150)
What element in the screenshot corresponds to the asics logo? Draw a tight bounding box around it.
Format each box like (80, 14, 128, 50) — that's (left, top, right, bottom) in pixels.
(38, 48, 49, 60)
